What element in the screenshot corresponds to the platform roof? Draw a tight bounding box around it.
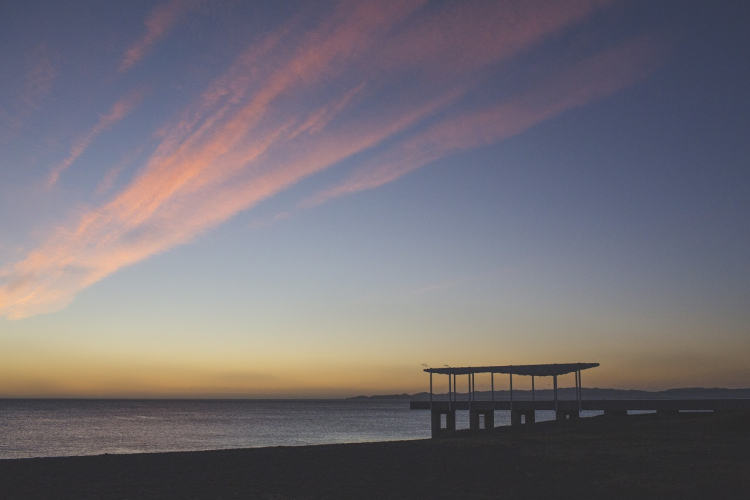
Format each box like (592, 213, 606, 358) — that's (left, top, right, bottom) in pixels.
(424, 363, 599, 377)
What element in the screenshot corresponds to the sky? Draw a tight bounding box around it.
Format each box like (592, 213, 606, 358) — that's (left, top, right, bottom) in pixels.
(1, 0, 748, 398)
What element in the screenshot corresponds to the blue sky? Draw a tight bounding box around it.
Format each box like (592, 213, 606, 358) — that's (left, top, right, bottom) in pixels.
(1, 0, 748, 397)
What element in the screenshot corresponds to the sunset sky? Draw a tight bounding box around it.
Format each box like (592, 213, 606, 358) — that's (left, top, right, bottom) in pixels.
(1, 0, 748, 398)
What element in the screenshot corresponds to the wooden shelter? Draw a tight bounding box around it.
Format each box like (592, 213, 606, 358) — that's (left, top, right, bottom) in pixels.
(423, 363, 599, 436)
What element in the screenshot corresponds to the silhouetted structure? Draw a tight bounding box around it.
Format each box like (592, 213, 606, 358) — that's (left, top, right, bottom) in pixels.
(412, 363, 750, 437)
(417, 363, 596, 437)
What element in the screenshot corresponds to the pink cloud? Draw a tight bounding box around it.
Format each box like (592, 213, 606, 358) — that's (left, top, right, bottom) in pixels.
(372, 0, 616, 77)
(1, 2, 659, 319)
(95, 144, 147, 196)
(46, 89, 145, 188)
(2, 1, 428, 318)
(119, 0, 188, 73)
(302, 34, 664, 207)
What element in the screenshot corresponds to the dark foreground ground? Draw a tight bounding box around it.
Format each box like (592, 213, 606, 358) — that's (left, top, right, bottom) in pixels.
(1, 412, 749, 500)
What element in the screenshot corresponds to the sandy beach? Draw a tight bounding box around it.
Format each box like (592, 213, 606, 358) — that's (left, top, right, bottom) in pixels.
(1, 411, 748, 499)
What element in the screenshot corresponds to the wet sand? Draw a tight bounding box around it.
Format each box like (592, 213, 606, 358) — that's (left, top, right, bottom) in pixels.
(1, 411, 748, 499)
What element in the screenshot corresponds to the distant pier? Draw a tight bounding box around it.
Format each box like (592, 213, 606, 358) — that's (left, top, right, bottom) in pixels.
(412, 363, 750, 437)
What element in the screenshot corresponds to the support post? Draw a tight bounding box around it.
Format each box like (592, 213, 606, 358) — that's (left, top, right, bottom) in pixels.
(431, 410, 440, 438)
(512, 410, 536, 426)
(448, 374, 452, 412)
(532, 376, 535, 402)
(509, 372, 514, 412)
(557, 410, 579, 420)
(429, 372, 433, 412)
(447, 409, 456, 431)
(511, 410, 522, 427)
(491, 373, 494, 401)
(553, 374, 558, 412)
(578, 366, 583, 413)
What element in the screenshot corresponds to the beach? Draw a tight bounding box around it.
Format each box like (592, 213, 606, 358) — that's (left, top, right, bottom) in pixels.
(1, 411, 748, 499)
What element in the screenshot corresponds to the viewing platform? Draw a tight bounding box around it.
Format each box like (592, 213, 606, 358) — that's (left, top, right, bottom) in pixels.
(412, 363, 750, 437)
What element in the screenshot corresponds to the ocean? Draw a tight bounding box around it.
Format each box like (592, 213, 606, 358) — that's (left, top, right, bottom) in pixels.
(0, 399, 599, 459)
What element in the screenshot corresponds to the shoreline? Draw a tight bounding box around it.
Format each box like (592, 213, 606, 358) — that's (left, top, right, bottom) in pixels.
(2, 412, 748, 499)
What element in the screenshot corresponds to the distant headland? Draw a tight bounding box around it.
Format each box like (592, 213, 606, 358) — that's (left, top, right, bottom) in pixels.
(348, 387, 750, 400)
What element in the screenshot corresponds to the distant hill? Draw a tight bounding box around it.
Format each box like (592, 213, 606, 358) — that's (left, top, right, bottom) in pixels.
(348, 393, 413, 400)
(348, 387, 750, 400)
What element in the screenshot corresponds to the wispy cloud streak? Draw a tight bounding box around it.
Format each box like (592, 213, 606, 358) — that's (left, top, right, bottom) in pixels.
(21, 44, 56, 109)
(0, 43, 55, 139)
(119, 0, 187, 72)
(46, 89, 144, 187)
(1, 0, 662, 319)
(302, 35, 664, 207)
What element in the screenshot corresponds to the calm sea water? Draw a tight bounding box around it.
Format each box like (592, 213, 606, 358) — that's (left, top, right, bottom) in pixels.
(0, 399, 600, 459)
